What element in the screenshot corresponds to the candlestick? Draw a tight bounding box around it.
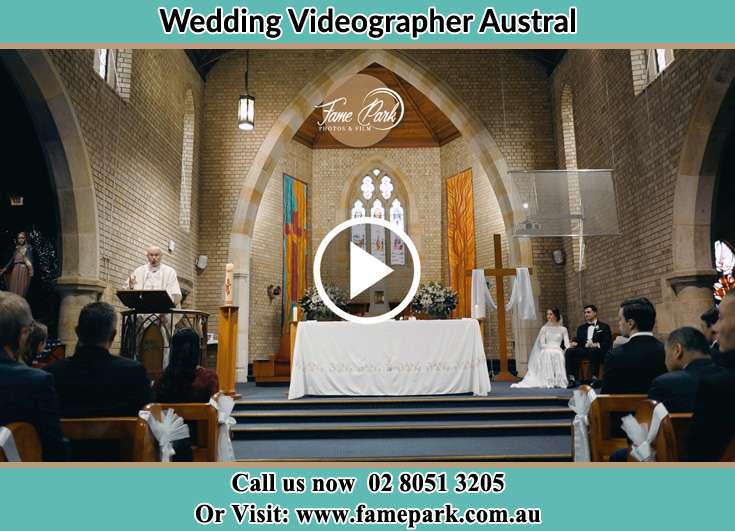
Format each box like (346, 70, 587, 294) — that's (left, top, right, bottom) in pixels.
(224, 263, 234, 305)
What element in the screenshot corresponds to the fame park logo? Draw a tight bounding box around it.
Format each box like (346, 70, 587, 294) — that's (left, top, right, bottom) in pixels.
(315, 73, 405, 147)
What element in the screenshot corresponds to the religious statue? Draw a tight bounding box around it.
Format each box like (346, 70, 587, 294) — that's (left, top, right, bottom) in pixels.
(0, 231, 34, 298)
(123, 245, 182, 307)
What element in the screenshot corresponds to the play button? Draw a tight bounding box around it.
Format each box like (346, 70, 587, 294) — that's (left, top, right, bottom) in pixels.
(349, 242, 394, 299)
(313, 217, 421, 325)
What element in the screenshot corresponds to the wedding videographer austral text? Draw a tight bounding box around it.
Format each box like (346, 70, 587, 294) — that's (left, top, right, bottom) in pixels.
(157, 6, 578, 40)
(192, 470, 542, 527)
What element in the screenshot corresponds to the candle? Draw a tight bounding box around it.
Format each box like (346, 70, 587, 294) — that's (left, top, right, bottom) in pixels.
(224, 263, 234, 305)
(474, 304, 480, 318)
(292, 305, 299, 322)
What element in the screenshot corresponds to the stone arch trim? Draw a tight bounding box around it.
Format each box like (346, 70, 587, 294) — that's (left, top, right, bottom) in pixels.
(229, 49, 525, 269)
(671, 51, 735, 277)
(1, 50, 100, 281)
(228, 49, 534, 378)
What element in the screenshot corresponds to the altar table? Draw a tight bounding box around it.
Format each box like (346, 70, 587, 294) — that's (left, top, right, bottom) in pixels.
(288, 318, 491, 399)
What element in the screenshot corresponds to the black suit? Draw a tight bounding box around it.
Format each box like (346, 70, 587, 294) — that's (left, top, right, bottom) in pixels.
(45, 345, 152, 418)
(648, 358, 721, 413)
(565, 321, 613, 380)
(601, 334, 666, 394)
(688, 351, 735, 461)
(0, 353, 68, 461)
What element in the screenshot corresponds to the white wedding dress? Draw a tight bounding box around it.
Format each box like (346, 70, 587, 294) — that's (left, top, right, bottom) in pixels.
(511, 324, 569, 389)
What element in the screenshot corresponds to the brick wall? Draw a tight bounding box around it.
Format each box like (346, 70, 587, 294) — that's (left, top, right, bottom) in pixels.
(199, 50, 562, 358)
(551, 49, 719, 333)
(249, 140, 312, 361)
(48, 50, 204, 345)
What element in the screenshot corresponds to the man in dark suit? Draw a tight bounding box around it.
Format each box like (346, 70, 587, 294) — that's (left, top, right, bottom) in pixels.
(648, 326, 721, 412)
(45, 302, 152, 418)
(0, 292, 68, 461)
(688, 292, 735, 461)
(601, 297, 666, 394)
(565, 304, 613, 388)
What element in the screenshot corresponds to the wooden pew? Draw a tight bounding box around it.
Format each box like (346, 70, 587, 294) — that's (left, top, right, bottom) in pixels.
(586, 387, 646, 461)
(62, 417, 158, 462)
(0, 422, 42, 462)
(721, 437, 735, 461)
(669, 413, 693, 461)
(626, 400, 679, 461)
(144, 402, 218, 462)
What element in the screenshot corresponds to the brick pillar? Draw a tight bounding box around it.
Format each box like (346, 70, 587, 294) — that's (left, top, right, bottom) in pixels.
(56, 276, 106, 355)
(658, 271, 718, 334)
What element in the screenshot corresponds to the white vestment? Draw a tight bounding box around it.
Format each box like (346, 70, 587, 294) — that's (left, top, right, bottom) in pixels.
(124, 263, 182, 307)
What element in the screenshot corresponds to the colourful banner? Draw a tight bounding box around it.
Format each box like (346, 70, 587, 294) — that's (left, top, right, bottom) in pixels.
(282, 175, 307, 328)
(447, 169, 476, 318)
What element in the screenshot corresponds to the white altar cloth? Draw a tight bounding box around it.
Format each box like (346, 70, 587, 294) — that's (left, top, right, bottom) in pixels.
(288, 318, 491, 399)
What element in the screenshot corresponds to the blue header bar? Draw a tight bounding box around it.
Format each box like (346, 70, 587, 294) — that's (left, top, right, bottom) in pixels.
(1, 1, 733, 45)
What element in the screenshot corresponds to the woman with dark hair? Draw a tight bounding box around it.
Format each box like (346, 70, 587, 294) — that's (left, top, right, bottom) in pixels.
(154, 328, 219, 403)
(512, 307, 570, 389)
(24, 320, 48, 366)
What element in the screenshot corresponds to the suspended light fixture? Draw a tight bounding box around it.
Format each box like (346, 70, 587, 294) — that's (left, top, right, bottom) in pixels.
(238, 51, 255, 131)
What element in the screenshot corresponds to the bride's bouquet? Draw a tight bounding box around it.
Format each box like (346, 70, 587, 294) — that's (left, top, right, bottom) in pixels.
(411, 282, 458, 319)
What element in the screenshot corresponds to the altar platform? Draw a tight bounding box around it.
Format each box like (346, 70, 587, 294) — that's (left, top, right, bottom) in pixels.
(231, 382, 574, 462)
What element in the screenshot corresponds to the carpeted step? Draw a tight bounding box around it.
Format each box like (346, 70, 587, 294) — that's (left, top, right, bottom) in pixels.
(232, 433, 573, 461)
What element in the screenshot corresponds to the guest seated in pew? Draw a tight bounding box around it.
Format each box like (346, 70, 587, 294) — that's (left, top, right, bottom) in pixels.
(45, 302, 152, 418)
(648, 327, 721, 413)
(0, 292, 68, 461)
(700, 306, 722, 366)
(153, 328, 218, 462)
(602, 298, 666, 394)
(154, 329, 218, 403)
(688, 292, 735, 461)
(23, 320, 48, 366)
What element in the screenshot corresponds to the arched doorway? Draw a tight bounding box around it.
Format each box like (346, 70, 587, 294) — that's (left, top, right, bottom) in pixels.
(0, 50, 103, 351)
(666, 51, 735, 330)
(227, 50, 536, 380)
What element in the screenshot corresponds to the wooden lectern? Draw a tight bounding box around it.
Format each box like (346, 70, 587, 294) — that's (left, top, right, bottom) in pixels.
(217, 305, 241, 398)
(117, 290, 210, 379)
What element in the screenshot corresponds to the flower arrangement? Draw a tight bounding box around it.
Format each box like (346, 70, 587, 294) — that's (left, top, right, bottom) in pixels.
(299, 285, 349, 320)
(411, 282, 458, 319)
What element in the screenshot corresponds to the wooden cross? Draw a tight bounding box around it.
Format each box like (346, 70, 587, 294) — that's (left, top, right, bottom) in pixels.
(465, 234, 533, 382)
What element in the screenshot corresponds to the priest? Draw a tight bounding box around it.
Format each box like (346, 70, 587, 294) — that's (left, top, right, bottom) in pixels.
(124, 245, 182, 307)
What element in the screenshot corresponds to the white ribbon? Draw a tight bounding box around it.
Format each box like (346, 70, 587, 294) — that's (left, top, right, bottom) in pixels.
(139, 409, 191, 462)
(209, 395, 236, 462)
(621, 403, 669, 462)
(0, 426, 21, 462)
(569, 388, 597, 462)
(471, 267, 536, 321)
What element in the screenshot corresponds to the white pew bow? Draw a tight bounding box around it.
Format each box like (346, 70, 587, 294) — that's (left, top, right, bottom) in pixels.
(209, 395, 236, 462)
(569, 388, 597, 461)
(0, 426, 21, 462)
(139, 409, 190, 462)
(621, 403, 669, 462)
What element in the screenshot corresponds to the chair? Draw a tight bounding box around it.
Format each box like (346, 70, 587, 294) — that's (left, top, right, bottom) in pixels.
(61, 417, 158, 462)
(143, 402, 218, 462)
(0, 422, 42, 462)
(586, 388, 646, 461)
(625, 400, 679, 462)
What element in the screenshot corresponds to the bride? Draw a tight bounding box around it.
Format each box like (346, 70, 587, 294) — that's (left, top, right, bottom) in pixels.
(511, 308, 570, 389)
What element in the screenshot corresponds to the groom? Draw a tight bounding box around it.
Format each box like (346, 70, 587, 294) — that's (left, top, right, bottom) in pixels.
(565, 304, 612, 388)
